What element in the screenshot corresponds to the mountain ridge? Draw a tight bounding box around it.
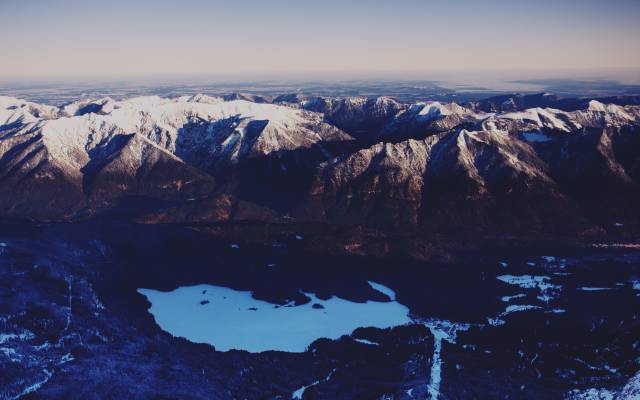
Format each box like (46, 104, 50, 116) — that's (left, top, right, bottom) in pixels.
(1, 93, 639, 257)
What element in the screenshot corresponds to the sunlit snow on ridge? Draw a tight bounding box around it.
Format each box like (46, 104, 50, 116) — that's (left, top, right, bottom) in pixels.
(138, 281, 411, 353)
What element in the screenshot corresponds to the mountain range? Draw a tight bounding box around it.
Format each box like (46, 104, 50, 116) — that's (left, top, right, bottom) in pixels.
(1, 92, 639, 257)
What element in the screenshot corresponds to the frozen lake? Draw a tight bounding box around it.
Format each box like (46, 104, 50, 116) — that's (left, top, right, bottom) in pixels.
(138, 281, 411, 353)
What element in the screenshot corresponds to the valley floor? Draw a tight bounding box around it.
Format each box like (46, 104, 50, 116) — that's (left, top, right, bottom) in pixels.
(0, 221, 639, 399)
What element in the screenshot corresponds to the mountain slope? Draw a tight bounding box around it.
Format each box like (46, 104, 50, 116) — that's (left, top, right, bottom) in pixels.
(0, 96, 353, 218)
(306, 128, 580, 233)
(302, 96, 404, 140)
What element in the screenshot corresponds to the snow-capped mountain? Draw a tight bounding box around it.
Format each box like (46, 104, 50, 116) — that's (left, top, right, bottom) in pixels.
(301, 96, 404, 140)
(301, 98, 640, 232)
(0, 95, 352, 218)
(0, 93, 639, 238)
(376, 101, 478, 142)
(305, 128, 574, 230)
(0, 96, 63, 125)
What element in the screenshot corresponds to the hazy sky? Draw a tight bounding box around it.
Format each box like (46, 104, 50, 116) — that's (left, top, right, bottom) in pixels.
(1, 0, 639, 79)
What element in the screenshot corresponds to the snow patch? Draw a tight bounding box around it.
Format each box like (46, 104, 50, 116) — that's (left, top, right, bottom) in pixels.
(500, 108, 573, 132)
(9, 369, 53, 400)
(502, 304, 542, 315)
(501, 293, 526, 302)
(368, 281, 397, 301)
(487, 317, 506, 326)
(588, 100, 607, 113)
(292, 368, 336, 399)
(353, 338, 380, 346)
(497, 274, 560, 303)
(587, 100, 633, 120)
(418, 319, 470, 400)
(565, 387, 616, 400)
(0, 331, 35, 345)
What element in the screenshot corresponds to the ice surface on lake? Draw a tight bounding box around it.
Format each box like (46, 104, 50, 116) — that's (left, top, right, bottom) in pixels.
(522, 131, 552, 142)
(138, 281, 410, 353)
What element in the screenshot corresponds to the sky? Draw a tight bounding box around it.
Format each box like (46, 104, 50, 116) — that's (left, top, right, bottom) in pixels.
(1, 0, 639, 80)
